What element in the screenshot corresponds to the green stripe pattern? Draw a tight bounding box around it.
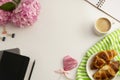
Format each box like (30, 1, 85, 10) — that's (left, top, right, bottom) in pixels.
(76, 29, 120, 80)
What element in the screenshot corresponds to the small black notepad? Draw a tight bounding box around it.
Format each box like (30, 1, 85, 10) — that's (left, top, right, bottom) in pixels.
(0, 51, 30, 80)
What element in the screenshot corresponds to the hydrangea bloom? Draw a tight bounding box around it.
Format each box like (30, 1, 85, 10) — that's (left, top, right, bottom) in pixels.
(0, 0, 12, 26)
(11, 0, 40, 28)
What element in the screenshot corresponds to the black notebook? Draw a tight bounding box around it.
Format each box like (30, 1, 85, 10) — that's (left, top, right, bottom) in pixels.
(0, 48, 20, 55)
(0, 51, 30, 80)
(85, 0, 120, 23)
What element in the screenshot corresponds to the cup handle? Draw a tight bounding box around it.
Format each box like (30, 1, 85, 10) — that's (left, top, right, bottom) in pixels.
(111, 20, 115, 25)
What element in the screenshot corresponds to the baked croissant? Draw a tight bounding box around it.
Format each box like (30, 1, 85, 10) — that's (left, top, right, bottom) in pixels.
(93, 61, 120, 80)
(91, 50, 117, 69)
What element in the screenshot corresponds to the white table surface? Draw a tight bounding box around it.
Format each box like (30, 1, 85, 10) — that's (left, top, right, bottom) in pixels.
(1, 0, 120, 80)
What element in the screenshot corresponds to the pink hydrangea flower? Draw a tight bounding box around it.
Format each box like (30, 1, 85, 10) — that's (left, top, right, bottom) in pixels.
(11, 0, 40, 28)
(0, 0, 12, 26)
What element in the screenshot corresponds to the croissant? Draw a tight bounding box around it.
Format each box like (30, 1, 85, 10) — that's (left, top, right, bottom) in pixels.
(93, 61, 120, 80)
(91, 50, 117, 69)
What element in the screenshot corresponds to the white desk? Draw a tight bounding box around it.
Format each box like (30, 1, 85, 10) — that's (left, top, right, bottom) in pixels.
(1, 0, 120, 80)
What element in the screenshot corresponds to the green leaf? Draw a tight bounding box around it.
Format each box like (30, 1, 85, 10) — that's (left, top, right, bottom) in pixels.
(0, 2, 16, 11)
(13, 0, 21, 4)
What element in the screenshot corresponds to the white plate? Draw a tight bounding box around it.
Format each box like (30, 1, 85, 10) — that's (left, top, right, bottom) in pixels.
(86, 53, 118, 80)
(86, 54, 97, 80)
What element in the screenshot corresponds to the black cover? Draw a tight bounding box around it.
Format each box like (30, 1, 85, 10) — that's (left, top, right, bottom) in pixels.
(0, 51, 30, 80)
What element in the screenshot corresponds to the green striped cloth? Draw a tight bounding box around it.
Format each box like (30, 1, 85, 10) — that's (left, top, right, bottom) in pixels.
(76, 29, 120, 80)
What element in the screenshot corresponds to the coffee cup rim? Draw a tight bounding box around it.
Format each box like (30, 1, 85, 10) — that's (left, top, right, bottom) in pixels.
(95, 17, 111, 34)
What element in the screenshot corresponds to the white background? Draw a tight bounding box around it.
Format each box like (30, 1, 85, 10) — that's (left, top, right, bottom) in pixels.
(0, 0, 120, 80)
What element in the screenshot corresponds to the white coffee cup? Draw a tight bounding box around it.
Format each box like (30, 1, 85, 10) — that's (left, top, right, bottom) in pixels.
(94, 17, 111, 35)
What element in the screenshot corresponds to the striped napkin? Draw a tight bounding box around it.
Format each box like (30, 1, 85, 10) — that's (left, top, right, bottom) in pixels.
(76, 29, 120, 80)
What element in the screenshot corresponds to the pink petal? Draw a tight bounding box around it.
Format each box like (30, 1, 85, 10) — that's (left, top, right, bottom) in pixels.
(0, 0, 12, 26)
(11, 0, 40, 28)
(63, 55, 78, 71)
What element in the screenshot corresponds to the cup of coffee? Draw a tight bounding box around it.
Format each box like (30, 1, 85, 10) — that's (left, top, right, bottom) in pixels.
(94, 17, 111, 35)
